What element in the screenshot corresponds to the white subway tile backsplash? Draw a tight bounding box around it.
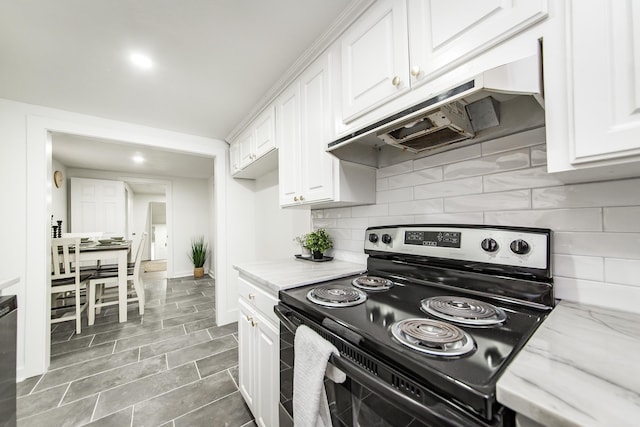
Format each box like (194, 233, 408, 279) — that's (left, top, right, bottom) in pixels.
(311, 210, 325, 219)
(443, 148, 530, 180)
(312, 218, 337, 229)
(376, 160, 413, 179)
(530, 144, 547, 166)
(334, 217, 369, 229)
(554, 232, 640, 259)
(388, 167, 443, 190)
(532, 178, 640, 209)
(351, 229, 365, 240)
(368, 215, 415, 227)
(414, 176, 482, 200)
(553, 254, 604, 281)
(483, 166, 564, 192)
(445, 190, 530, 213)
(413, 212, 484, 224)
(376, 178, 389, 191)
(604, 258, 640, 287)
(376, 187, 414, 204)
(604, 207, 640, 232)
(388, 199, 443, 216)
(322, 207, 352, 218)
(413, 144, 481, 170)
(553, 276, 640, 314)
(333, 238, 365, 252)
(351, 204, 389, 218)
(323, 228, 352, 240)
(480, 127, 546, 156)
(484, 208, 602, 232)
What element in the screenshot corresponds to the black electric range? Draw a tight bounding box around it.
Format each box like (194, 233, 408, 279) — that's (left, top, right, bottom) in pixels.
(276, 225, 553, 427)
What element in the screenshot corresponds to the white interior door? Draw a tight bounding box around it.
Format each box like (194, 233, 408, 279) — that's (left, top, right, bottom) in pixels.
(153, 224, 168, 260)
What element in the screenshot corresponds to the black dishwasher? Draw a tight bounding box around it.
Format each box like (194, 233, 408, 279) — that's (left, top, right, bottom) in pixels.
(0, 295, 17, 427)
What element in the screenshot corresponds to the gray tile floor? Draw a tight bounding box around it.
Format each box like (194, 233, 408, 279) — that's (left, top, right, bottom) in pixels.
(17, 267, 255, 427)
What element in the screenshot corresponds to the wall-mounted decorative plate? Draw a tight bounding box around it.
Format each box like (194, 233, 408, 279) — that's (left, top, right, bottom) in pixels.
(53, 170, 63, 188)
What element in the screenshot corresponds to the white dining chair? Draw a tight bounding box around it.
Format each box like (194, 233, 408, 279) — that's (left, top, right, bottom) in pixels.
(51, 237, 92, 334)
(87, 233, 146, 325)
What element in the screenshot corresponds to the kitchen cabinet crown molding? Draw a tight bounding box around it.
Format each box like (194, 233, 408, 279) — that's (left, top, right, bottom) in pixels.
(225, 0, 376, 143)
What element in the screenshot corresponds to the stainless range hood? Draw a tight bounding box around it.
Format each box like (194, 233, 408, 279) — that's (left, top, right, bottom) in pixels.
(327, 55, 545, 168)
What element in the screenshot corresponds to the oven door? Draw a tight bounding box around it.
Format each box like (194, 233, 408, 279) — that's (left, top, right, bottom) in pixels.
(275, 303, 506, 427)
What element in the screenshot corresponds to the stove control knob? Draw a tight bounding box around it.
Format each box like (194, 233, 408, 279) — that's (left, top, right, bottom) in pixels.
(481, 238, 499, 253)
(381, 234, 392, 244)
(510, 239, 530, 255)
(368, 233, 379, 243)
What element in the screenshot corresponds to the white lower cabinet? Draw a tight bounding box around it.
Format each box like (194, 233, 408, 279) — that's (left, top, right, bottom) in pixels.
(237, 277, 279, 427)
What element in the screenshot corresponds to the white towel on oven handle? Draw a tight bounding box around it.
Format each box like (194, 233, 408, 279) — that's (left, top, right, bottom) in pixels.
(293, 325, 346, 427)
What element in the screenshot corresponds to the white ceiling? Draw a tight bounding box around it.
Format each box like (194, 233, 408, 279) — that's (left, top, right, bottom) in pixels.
(0, 0, 353, 140)
(52, 132, 215, 181)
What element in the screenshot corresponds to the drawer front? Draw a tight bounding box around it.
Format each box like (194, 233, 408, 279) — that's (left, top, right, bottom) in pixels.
(238, 276, 279, 325)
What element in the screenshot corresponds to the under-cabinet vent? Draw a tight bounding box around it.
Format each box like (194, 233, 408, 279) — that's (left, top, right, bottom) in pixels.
(391, 374, 423, 398)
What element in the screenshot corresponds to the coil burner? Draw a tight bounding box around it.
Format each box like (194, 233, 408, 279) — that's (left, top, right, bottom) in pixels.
(306, 285, 367, 308)
(421, 296, 507, 326)
(390, 318, 475, 357)
(351, 275, 394, 291)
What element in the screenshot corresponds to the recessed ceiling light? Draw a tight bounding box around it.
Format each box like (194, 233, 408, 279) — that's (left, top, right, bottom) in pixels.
(130, 52, 153, 70)
(133, 155, 145, 164)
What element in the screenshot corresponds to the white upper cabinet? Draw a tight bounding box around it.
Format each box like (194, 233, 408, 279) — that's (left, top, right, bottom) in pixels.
(278, 52, 376, 208)
(545, 0, 640, 177)
(230, 105, 277, 179)
(276, 82, 302, 206)
(339, 0, 548, 126)
(341, 0, 410, 122)
(408, 0, 548, 87)
(300, 54, 335, 204)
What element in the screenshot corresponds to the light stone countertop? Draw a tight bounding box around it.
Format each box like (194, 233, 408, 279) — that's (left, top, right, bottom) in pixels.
(233, 258, 367, 295)
(497, 300, 640, 427)
(0, 277, 19, 292)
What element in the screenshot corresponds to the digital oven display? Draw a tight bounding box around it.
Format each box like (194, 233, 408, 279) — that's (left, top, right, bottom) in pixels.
(404, 231, 461, 248)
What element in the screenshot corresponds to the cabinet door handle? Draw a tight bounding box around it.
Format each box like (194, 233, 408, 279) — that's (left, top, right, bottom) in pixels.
(248, 293, 255, 300)
(391, 76, 401, 87)
(299, 195, 305, 201)
(251, 319, 257, 327)
(410, 66, 420, 77)
(246, 315, 253, 322)
(293, 196, 299, 202)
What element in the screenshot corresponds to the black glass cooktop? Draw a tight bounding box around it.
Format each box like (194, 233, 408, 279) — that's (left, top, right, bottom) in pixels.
(279, 272, 548, 417)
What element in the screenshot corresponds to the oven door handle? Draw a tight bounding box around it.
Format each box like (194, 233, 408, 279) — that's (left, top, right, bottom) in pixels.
(328, 354, 484, 427)
(274, 304, 297, 333)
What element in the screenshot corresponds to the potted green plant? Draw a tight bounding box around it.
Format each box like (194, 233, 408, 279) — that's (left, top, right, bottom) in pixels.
(188, 236, 209, 278)
(304, 229, 333, 260)
(293, 233, 310, 256)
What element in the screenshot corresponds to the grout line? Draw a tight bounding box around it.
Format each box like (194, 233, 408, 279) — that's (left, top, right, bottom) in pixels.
(57, 382, 72, 407)
(130, 405, 135, 427)
(138, 347, 141, 362)
(171, 389, 242, 425)
(90, 392, 101, 422)
(165, 354, 169, 371)
(194, 361, 202, 380)
(228, 367, 239, 389)
(205, 328, 213, 341)
(28, 374, 47, 396)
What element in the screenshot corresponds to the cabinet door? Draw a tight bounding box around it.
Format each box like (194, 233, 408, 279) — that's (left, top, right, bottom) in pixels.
(254, 314, 280, 427)
(70, 177, 125, 235)
(238, 300, 256, 411)
(237, 130, 254, 169)
(276, 82, 302, 206)
(300, 54, 335, 204)
(253, 105, 276, 158)
(567, 0, 640, 161)
(229, 143, 241, 175)
(408, 0, 547, 86)
(341, 0, 409, 122)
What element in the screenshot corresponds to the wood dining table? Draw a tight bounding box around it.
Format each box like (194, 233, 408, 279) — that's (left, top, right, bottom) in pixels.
(77, 240, 131, 323)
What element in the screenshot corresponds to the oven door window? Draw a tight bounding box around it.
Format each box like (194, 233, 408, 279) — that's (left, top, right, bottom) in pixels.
(326, 375, 427, 427)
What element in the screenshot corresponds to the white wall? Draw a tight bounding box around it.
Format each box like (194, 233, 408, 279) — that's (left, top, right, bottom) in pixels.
(51, 158, 68, 234)
(0, 97, 233, 380)
(254, 170, 311, 256)
(311, 127, 640, 314)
